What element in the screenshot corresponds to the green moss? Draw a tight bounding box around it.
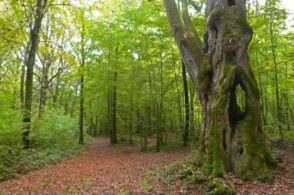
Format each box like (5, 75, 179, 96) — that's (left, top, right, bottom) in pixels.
(207, 7, 222, 27)
(197, 63, 212, 94)
(160, 159, 236, 195)
(207, 178, 236, 195)
(206, 66, 237, 177)
(263, 148, 279, 169)
(232, 108, 272, 181)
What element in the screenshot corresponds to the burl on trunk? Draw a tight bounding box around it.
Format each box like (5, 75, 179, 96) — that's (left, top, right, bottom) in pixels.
(164, 0, 277, 180)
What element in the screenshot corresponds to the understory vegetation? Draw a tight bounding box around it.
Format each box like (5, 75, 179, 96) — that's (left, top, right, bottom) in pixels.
(161, 157, 236, 195)
(0, 109, 84, 181)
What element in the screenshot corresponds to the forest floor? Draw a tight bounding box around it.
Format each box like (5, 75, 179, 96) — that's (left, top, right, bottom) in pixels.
(0, 137, 293, 195)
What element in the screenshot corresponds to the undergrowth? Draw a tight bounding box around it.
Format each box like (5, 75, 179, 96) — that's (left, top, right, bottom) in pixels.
(160, 152, 236, 195)
(0, 145, 84, 181)
(0, 109, 85, 181)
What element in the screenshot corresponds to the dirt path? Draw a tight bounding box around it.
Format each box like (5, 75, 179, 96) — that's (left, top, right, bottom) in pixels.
(0, 138, 190, 195)
(1, 138, 293, 195)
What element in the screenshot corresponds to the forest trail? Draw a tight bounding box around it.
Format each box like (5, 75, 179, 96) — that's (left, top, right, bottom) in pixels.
(1, 138, 294, 195)
(0, 138, 191, 195)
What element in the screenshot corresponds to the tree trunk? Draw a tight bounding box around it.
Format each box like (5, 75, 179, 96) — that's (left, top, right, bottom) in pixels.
(22, 0, 47, 149)
(53, 57, 64, 108)
(129, 85, 134, 145)
(79, 18, 86, 145)
(172, 48, 184, 134)
(20, 64, 26, 109)
(110, 71, 118, 145)
(53, 68, 61, 107)
(189, 83, 195, 138)
(79, 73, 85, 144)
(182, 61, 189, 146)
(164, 0, 276, 179)
(269, 10, 283, 138)
(156, 41, 165, 152)
(20, 42, 30, 109)
(38, 65, 49, 118)
(78, 12, 87, 145)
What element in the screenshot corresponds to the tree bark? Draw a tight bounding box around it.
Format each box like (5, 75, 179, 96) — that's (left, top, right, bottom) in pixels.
(22, 0, 47, 149)
(156, 42, 165, 152)
(79, 73, 84, 144)
(164, 0, 277, 179)
(129, 83, 134, 145)
(20, 42, 30, 109)
(189, 82, 195, 138)
(182, 61, 189, 146)
(20, 64, 26, 109)
(79, 17, 86, 145)
(269, 8, 283, 138)
(38, 63, 49, 118)
(110, 71, 118, 145)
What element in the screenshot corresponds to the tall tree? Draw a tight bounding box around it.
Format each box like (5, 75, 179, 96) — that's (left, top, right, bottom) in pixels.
(164, 0, 276, 179)
(78, 9, 86, 145)
(267, 0, 283, 138)
(111, 71, 118, 145)
(22, 0, 48, 149)
(182, 61, 189, 146)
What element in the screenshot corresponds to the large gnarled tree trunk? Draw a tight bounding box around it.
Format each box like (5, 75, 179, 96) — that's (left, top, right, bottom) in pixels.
(164, 0, 276, 179)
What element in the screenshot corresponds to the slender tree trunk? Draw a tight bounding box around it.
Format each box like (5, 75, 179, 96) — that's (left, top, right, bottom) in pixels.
(156, 41, 164, 151)
(22, 0, 47, 149)
(171, 48, 183, 135)
(94, 115, 99, 136)
(137, 110, 148, 151)
(182, 61, 189, 146)
(79, 73, 84, 144)
(79, 16, 86, 145)
(110, 71, 118, 145)
(164, 0, 276, 179)
(70, 85, 78, 118)
(189, 83, 195, 138)
(108, 88, 112, 136)
(78, 72, 85, 143)
(269, 14, 283, 138)
(256, 50, 268, 127)
(53, 67, 61, 108)
(284, 59, 294, 126)
(20, 64, 26, 109)
(38, 65, 49, 118)
(129, 85, 134, 145)
(20, 42, 30, 109)
(175, 66, 183, 133)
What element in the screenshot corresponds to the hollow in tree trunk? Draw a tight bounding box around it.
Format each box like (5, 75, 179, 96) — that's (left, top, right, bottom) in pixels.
(164, 0, 277, 180)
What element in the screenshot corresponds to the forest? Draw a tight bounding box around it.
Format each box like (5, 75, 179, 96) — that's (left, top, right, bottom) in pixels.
(0, 0, 293, 194)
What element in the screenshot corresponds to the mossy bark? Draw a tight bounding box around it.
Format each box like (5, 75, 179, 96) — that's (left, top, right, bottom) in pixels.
(164, 0, 277, 180)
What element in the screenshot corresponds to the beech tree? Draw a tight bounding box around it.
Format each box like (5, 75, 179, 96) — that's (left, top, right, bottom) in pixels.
(164, 0, 277, 179)
(182, 61, 189, 146)
(23, 0, 48, 149)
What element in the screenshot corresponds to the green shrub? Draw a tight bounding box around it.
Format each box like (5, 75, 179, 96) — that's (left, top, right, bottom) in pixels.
(30, 108, 78, 148)
(0, 108, 83, 181)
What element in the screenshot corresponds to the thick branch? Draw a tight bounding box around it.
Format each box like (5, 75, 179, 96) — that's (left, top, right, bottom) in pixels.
(164, 0, 208, 101)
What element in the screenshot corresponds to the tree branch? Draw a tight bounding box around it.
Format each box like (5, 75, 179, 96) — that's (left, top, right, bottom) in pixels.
(164, 0, 207, 100)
